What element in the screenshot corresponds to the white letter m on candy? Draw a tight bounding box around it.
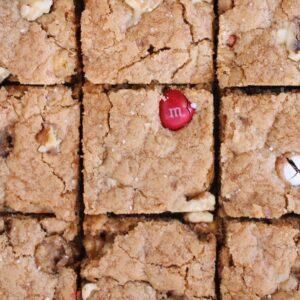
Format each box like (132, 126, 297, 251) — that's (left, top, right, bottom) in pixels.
(168, 107, 182, 118)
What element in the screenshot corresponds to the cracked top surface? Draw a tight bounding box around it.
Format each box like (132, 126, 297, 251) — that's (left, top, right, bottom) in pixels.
(218, 0, 300, 87)
(221, 92, 300, 218)
(81, 0, 214, 84)
(83, 85, 214, 214)
(0, 86, 80, 221)
(0, 216, 78, 300)
(81, 215, 216, 299)
(0, 0, 77, 84)
(221, 221, 300, 300)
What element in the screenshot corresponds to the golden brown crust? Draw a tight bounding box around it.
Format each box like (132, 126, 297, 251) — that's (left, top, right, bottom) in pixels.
(0, 86, 80, 221)
(221, 220, 300, 299)
(82, 216, 216, 299)
(0, 0, 78, 84)
(218, 0, 300, 87)
(0, 216, 78, 299)
(83, 84, 214, 214)
(81, 0, 214, 84)
(221, 92, 300, 218)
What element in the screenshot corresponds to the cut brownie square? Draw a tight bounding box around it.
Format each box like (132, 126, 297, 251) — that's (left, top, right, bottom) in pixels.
(81, 216, 217, 300)
(81, 0, 214, 84)
(221, 91, 300, 218)
(221, 220, 300, 299)
(218, 0, 300, 87)
(83, 84, 214, 218)
(0, 86, 80, 221)
(0, 0, 78, 84)
(0, 216, 78, 299)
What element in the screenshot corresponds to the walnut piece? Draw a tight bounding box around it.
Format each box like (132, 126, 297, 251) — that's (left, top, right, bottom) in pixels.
(82, 283, 100, 300)
(184, 211, 214, 223)
(20, 0, 53, 21)
(124, 0, 161, 24)
(173, 192, 215, 223)
(35, 235, 74, 274)
(36, 124, 61, 154)
(276, 20, 300, 62)
(0, 67, 10, 83)
(173, 192, 215, 212)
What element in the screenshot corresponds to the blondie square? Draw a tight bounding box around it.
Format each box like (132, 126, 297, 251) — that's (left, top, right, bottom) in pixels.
(83, 84, 214, 218)
(221, 220, 300, 299)
(0, 0, 78, 84)
(0, 216, 78, 299)
(81, 216, 216, 300)
(0, 86, 80, 221)
(81, 0, 214, 84)
(221, 92, 300, 218)
(218, 0, 300, 87)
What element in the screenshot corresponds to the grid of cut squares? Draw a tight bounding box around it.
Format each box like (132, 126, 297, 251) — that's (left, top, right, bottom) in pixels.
(0, 0, 299, 299)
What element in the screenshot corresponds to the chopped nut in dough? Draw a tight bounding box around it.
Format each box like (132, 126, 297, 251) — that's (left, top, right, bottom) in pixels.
(0, 217, 77, 299)
(0, 86, 79, 221)
(173, 192, 215, 212)
(35, 235, 74, 274)
(124, 0, 161, 24)
(0, 67, 10, 83)
(82, 283, 100, 300)
(20, 0, 53, 21)
(36, 124, 61, 154)
(184, 211, 214, 223)
(276, 20, 300, 62)
(278, 274, 299, 292)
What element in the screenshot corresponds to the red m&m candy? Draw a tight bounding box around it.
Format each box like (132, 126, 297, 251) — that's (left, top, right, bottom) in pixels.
(159, 89, 197, 131)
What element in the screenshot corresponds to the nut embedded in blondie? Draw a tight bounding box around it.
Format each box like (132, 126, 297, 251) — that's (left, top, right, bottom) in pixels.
(0, 216, 78, 299)
(0, 0, 78, 84)
(0, 86, 80, 222)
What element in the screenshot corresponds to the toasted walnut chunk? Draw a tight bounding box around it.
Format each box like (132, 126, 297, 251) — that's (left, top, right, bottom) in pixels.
(20, 0, 53, 21)
(124, 0, 162, 24)
(0, 67, 10, 83)
(35, 235, 74, 274)
(36, 123, 61, 154)
(276, 18, 300, 62)
(82, 283, 100, 300)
